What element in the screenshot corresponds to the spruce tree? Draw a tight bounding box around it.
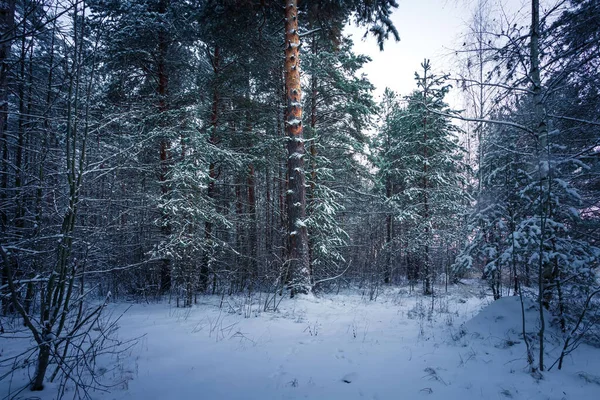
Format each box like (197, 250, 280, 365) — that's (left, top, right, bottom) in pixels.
(375, 61, 467, 294)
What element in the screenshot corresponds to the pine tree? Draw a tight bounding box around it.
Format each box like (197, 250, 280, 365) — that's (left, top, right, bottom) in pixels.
(304, 34, 376, 290)
(375, 61, 467, 295)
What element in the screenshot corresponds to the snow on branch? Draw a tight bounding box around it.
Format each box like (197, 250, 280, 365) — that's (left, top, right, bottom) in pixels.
(286, 118, 302, 127)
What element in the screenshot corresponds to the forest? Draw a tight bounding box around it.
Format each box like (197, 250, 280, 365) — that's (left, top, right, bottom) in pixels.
(0, 0, 599, 399)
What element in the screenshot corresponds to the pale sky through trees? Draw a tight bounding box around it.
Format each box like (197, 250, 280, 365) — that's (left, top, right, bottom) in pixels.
(345, 0, 527, 103)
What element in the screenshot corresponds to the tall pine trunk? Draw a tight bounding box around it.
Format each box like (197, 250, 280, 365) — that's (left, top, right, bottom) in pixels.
(284, 0, 310, 295)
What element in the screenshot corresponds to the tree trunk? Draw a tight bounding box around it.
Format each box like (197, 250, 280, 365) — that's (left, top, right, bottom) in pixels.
(202, 45, 220, 292)
(265, 162, 272, 263)
(284, 0, 310, 296)
(530, 0, 548, 373)
(0, 0, 16, 166)
(31, 341, 50, 391)
(307, 34, 318, 280)
(0, 1, 16, 313)
(15, 20, 29, 234)
(385, 177, 393, 284)
(157, 0, 171, 294)
(247, 163, 257, 288)
(235, 176, 244, 290)
(422, 65, 431, 296)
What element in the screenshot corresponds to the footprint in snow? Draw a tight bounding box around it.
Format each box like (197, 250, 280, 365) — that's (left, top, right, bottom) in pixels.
(342, 372, 358, 383)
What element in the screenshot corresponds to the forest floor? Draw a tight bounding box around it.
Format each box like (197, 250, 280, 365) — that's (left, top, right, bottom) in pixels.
(2, 281, 600, 399)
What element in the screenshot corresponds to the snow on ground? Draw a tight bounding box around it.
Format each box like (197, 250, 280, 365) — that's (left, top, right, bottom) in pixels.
(2, 282, 600, 400)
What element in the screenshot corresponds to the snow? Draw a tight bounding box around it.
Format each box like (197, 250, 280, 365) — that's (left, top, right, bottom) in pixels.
(463, 295, 546, 344)
(286, 119, 302, 126)
(2, 283, 600, 400)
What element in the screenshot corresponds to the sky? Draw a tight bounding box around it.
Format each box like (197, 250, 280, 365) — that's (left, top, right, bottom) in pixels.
(345, 0, 526, 104)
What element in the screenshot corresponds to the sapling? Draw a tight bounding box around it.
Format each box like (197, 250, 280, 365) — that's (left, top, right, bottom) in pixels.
(517, 275, 535, 373)
(552, 288, 600, 370)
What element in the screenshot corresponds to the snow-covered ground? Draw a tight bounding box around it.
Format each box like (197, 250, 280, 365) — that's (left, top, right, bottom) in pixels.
(2, 282, 600, 399)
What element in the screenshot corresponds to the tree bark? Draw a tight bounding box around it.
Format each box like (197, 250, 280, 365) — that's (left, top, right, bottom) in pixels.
(0, 0, 16, 251)
(284, 0, 311, 296)
(157, 0, 171, 294)
(201, 45, 220, 292)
